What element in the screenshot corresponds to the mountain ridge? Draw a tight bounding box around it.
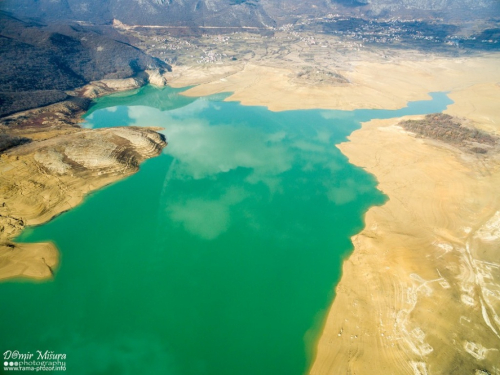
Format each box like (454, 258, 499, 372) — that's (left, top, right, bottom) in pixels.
(3, 0, 500, 28)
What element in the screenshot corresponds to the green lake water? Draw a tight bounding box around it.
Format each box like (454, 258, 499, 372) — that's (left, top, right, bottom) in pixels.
(1, 86, 452, 375)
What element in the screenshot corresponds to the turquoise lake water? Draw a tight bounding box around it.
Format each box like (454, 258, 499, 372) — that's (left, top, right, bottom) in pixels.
(1, 86, 452, 375)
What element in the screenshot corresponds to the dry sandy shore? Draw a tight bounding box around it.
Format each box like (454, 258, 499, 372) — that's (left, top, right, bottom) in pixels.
(311, 117, 500, 374)
(166, 53, 500, 373)
(167, 53, 500, 112)
(309, 57, 500, 375)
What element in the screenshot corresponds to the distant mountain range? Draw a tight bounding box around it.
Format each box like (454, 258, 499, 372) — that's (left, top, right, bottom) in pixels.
(1, 0, 499, 117)
(3, 0, 500, 28)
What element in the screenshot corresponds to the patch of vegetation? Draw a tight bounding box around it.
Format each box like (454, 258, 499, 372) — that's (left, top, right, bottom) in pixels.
(295, 67, 348, 85)
(470, 147, 488, 154)
(0, 90, 69, 117)
(0, 133, 31, 153)
(400, 113, 496, 151)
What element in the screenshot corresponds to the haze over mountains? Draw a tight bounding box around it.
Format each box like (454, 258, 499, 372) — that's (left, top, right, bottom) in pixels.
(3, 0, 500, 28)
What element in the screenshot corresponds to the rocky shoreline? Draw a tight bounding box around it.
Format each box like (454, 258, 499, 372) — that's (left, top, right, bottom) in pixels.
(0, 73, 169, 281)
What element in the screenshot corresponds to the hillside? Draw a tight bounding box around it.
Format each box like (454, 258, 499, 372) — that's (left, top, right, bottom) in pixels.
(0, 12, 170, 116)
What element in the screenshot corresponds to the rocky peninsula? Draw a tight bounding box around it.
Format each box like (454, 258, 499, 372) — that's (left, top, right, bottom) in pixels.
(0, 93, 167, 280)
